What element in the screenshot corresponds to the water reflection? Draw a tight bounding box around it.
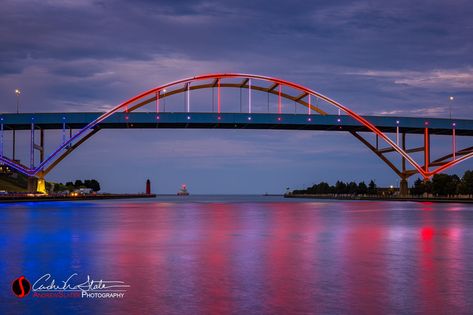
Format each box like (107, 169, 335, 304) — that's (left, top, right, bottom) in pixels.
(1, 197, 473, 314)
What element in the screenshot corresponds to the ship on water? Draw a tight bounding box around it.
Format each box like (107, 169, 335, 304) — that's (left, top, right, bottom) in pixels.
(177, 184, 189, 196)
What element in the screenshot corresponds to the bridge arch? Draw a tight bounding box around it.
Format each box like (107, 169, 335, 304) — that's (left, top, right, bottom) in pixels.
(1, 73, 472, 184)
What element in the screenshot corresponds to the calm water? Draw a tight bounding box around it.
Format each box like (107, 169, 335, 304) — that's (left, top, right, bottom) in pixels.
(1, 196, 473, 314)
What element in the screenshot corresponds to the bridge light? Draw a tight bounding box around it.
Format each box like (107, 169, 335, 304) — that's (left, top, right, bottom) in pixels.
(337, 118, 341, 122)
(396, 120, 399, 124)
(187, 116, 191, 120)
(449, 96, 454, 101)
(62, 117, 66, 120)
(248, 116, 252, 121)
(125, 116, 129, 120)
(156, 115, 160, 120)
(308, 118, 312, 122)
(218, 116, 221, 120)
(277, 117, 281, 121)
(452, 122, 456, 127)
(424, 121, 429, 126)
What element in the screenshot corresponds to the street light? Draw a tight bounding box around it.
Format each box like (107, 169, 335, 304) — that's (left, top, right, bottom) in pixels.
(163, 89, 166, 112)
(13, 89, 21, 161)
(15, 89, 21, 113)
(449, 96, 454, 119)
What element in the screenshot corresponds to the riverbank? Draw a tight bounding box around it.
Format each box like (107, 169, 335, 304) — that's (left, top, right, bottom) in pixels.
(285, 194, 473, 203)
(0, 193, 156, 203)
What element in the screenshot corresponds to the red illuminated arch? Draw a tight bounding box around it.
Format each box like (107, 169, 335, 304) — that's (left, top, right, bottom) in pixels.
(1, 73, 470, 179)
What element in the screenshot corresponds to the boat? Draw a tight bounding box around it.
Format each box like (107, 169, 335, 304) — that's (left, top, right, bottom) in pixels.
(177, 184, 189, 196)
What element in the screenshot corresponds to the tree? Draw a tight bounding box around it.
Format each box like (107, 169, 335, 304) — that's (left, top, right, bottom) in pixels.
(335, 181, 347, 194)
(53, 183, 70, 193)
(87, 179, 101, 192)
(431, 174, 460, 196)
(74, 180, 84, 188)
(56, 179, 101, 192)
(446, 175, 460, 196)
(65, 181, 75, 192)
(306, 184, 317, 194)
(461, 170, 473, 195)
(357, 181, 368, 195)
(411, 178, 425, 196)
(368, 180, 377, 195)
(425, 180, 432, 194)
(316, 182, 330, 194)
(347, 181, 358, 194)
(432, 174, 452, 196)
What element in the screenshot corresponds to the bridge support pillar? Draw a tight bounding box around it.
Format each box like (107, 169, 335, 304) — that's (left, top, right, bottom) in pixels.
(399, 178, 408, 196)
(27, 177, 38, 193)
(36, 178, 46, 194)
(27, 176, 46, 194)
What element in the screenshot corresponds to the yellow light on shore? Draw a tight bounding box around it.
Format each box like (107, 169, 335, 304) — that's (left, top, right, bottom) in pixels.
(15, 89, 21, 95)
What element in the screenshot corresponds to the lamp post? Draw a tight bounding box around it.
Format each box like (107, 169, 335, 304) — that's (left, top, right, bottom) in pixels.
(13, 89, 21, 161)
(163, 89, 166, 112)
(15, 89, 20, 113)
(450, 96, 456, 161)
(449, 96, 454, 119)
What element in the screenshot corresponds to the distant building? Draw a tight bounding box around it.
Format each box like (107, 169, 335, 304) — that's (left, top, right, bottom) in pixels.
(0, 165, 16, 177)
(0, 165, 11, 174)
(73, 188, 93, 195)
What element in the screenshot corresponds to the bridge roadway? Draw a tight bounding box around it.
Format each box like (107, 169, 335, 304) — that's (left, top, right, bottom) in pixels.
(1, 112, 471, 135)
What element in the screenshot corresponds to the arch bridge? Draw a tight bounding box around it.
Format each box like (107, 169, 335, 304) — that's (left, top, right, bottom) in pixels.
(1, 73, 472, 194)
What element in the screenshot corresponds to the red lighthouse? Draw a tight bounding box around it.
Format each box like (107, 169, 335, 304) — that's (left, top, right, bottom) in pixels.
(146, 179, 151, 195)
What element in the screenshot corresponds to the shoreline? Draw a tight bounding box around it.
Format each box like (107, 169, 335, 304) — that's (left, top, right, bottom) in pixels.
(0, 193, 156, 203)
(285, 194, 473, 203)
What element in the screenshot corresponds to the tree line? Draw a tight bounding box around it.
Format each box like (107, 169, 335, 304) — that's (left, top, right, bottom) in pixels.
(292, 180, 378, 195)
(291, 170, 473, 197)
(52, 179, 101, 193)
(411, 171, 473, 197)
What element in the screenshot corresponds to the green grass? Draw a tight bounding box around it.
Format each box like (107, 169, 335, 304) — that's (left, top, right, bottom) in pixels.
(0, 175, 28, 192)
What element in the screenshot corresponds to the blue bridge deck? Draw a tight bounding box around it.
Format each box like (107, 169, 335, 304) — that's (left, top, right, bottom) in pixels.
(0, 112, 470, 135)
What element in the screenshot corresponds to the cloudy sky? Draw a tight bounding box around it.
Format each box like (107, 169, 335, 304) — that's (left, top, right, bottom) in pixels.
(1, 0, 472, 193)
